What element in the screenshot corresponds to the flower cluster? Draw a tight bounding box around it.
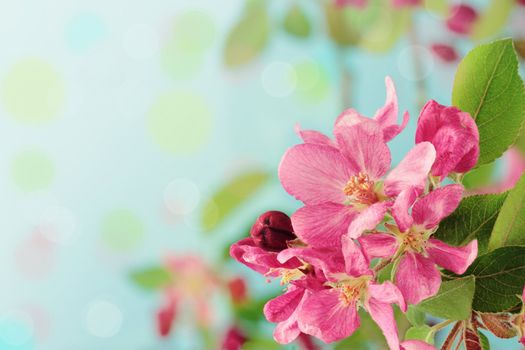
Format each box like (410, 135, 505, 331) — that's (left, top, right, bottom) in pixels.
(231, 77, 479, 348)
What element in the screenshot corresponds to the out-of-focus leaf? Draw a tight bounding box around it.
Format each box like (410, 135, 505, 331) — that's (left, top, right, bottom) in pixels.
(488, 173, 525, 250)
(201, 170, 270, 232)
(464, 246, 525, 312)
(470, 0, 514, 41)
(130, 266, 172, 290)
(434, 192, 507, 254)
(423, 0, 447, 16)
(234, 297, 267, 322)
(283, 4, 311, 38)
(223, 1, 270, 67)
(405, 325, 434, 344)
(323, 1, 359, 47)
(406, 305, 426, 326)
(462, 163, 495, 189)
(452, 39, 525, 166)
(417, 276, 475, 320)
(243, 339, 281, 350)
(358, 4, 411, 53)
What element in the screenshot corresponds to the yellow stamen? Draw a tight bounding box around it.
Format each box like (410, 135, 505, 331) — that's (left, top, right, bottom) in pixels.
(343, 172, 378, 206)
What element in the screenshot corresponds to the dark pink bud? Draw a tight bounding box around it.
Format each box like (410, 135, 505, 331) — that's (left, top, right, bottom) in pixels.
(221, 327, 247, 350)
(227, 277, 248, 304)
(431, 43, 459, 63)
(250, 211, 296, 252)
(156, 298, 177, 338)
(446, 5, 478, 35)
(518, 0, 525, 6)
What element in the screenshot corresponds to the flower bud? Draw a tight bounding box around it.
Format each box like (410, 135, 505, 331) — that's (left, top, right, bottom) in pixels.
(221, 326, 247, 350)
(446, 4, 478, 35)
(250, 211, 296, 252)
(430, 43, 459, 63)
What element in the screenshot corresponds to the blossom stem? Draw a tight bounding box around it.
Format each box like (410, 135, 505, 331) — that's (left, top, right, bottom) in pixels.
(430, 319, 454, 334)
(440, 321, 463, 350)
(373, 257, 392, 273)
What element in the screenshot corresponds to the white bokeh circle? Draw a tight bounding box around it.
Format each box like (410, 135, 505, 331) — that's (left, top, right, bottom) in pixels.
(397, 45, 435, 82)
(39, 205, 80, 245)
(163, 178, 200, 215)
(261, 62, 297, 98)
(84, 300, 123, 338)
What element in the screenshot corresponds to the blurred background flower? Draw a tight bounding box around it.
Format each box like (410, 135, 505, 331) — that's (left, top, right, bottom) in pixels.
(1, 0, 524, 349)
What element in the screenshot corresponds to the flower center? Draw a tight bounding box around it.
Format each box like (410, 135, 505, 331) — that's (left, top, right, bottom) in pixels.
(402, 230, 427, 253)
(336, 276, 371, 307)
(343, 173, 378, 206)
(280, 268, 305, 285)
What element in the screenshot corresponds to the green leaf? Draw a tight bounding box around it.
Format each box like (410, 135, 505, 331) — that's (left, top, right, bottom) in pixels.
(406, 305, 426, 326)
(201, 170, 270, 232)
(462, 163, 495, 190)
(417, 276, 475, 320)
(478, 331, 490, 350)
(130, 266, 172, 290)
(405, 325, 434, 344)
(464, 246, 525, 312)
(242, 339, 281, 350)
(488, 173, 525, 250)
(223, 1, 270, 67)
(358, 5, 411, 53)
(423, 0, 447, 16)
(283, 4, 311, 38)
(452, 39, 525, 166)
(434, 193, 507, 254)
(323, 1, 359, 47)
(470, 0, 515, 41)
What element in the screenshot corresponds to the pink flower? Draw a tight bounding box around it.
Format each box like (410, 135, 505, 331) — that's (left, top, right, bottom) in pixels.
(334, 0, 367, 8)
(446, 4, 478, 35)
(280, 119, 436, 248)
(287, 239, 407, 348)
(356, 185, 478, 304)
(430, 43, 459, 63)
(221, 326, 246, 350)
(391, 0, 421, 7)
(415, 100, 479, 179)
(156, 295, 177, 337)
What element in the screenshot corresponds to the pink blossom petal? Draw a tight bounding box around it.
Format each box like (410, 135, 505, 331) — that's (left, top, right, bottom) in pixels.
(431, 43, 459, 63)
(295, 123, 333, 146)
(392, 0, 421, 7)
(395, 252, 441, 305)
(347, 201, 390, 239)
(274, 311, 301, 344)
(446, 4, 478, 35)
(412, 184, 463, 229)
(472, 148, 525, 195)
(401, 340, 437, 350)
(298, 289, 360, 343)
(427, 239, 478, 274)
(358, 233, 398, 259)
(384, 142, 436, 197)
(279, 143, 354, 205)
(292, 203, 358, 248)
(230, 238, 300, 276)
(334, 108, 369, 130)
(368, 281, 406, 312)
(366, 299, 400, 350)
(264, 287, 305, 323)
(342, 236, 371, 277)
(334, 0, 367, 8)
(334, 121, 392, 180)
(278, 247, 345, 279)
(391, 188, 418, 232)
(373, 77, 409, 141)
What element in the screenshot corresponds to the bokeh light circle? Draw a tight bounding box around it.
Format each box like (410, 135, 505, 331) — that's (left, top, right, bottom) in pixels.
(163, 178, 200, 215)
(1, 59, 64, 124)
(172, 10, 216, 54)
(39, 206, 79, 245)
(294, 60, 329, 102)
(65, 12, 106, 52)
(397, 45, 435, 81)
(101, 209, 144, 252)
(0, 310, 33, 346)
(261, 62, 297, 98)
(10, 149, 54, 192)
(147, 91, 213, 155)
(122, 25, 160, 60)
(84, 300, 123, 338)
